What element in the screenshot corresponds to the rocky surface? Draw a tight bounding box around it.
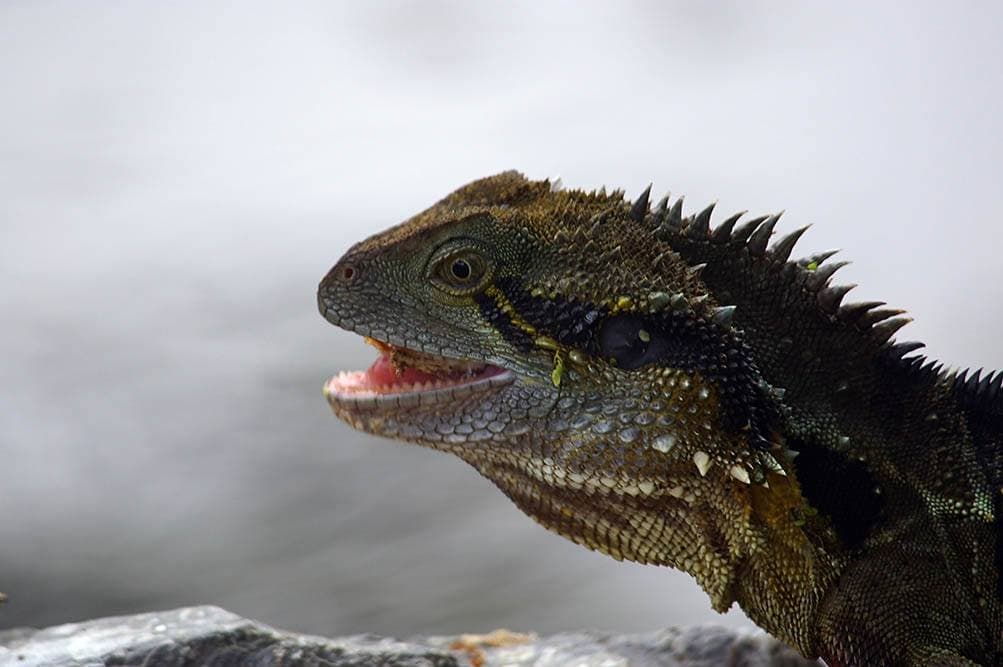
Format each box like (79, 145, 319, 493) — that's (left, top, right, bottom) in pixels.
(0, 605, 820, 666)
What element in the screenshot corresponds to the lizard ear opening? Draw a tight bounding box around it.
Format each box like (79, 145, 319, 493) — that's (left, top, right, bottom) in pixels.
(598, 315, 670, 370)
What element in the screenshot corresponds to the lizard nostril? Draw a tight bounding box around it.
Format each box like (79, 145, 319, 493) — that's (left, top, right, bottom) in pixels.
(339, 263, 359, 283)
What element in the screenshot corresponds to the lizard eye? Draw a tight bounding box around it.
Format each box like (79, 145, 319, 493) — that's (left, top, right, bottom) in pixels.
(429, 246, 492, 295)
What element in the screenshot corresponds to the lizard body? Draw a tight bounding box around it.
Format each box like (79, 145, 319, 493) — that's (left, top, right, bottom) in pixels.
(317, 172, 1002, 665)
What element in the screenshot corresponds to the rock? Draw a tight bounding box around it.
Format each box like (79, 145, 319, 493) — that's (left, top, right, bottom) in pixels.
(0, 605, 820, 666)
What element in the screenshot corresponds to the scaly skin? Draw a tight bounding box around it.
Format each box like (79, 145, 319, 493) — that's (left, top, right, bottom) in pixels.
(317, 172, 1002, 666)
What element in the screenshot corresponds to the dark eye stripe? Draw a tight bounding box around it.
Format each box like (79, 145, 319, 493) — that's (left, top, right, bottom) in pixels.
(473, 290, 536, 353)
(493, 277, 605, 349)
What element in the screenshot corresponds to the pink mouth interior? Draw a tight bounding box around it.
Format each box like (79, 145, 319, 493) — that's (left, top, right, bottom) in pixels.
(366, 354, 446, 387)
(326, 349, 505, 397)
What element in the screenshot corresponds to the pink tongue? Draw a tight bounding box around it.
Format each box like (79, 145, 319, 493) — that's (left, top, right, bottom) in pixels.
(365, 354, 442, 387)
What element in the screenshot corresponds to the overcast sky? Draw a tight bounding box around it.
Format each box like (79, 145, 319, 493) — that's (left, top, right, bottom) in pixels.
(2, 0, 1002, 639)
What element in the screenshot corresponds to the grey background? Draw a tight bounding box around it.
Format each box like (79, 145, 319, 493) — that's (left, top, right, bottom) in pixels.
(2, 0, 1001, 639)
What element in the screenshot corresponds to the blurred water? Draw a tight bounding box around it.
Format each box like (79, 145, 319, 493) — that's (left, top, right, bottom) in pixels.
(2, 0, 1002, 638)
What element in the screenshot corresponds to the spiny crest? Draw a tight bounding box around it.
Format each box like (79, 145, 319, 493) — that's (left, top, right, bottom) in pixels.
(949, 367, 1003, 414)
(630, 183, 1003, 414)
(625, 184, 928, 357)
(554, 180, 1001, 413)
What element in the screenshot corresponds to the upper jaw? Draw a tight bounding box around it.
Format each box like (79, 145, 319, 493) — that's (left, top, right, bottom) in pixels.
(318, 303, 516, 411)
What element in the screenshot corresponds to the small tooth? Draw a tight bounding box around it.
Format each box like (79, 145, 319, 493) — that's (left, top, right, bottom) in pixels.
(637, 480, 656, 495)
(669, 485, 685, 498)
(729, 465, 751, 484)
(693, 451, 712, 476)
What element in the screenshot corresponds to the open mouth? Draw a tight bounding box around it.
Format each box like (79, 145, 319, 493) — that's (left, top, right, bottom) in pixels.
(324, 337, 513, 408)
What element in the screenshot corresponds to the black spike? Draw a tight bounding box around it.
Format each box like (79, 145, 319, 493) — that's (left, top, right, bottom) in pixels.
(630, 184, 652, 223)
(806, 261, 851, 290)
(770, 225, 810, 263)
(818, 283, 856, 313)
(976, 371, 994, 397)
(651, 195, 669, 225)
(920, 359, 943, 376)
(799, 249, 840, 268)
(988, 372, 1003, 403)
(952, 368, 968, 391)
(665, 196, 684, 228)
(731, 215, 768, 243)
(966, 368, 984, 394)
(688, 202, 715, 239)
(888, 341, 925, 358)
(859, 308, 906, 328)
(711, 211, 744, 243)
(871, 316, 911, 343)
(838, 301, 886, 323)
(747, 215, 779, 256)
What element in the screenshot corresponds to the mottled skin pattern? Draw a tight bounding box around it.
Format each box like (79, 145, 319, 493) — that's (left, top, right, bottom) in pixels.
(317, 172, 1003, 666)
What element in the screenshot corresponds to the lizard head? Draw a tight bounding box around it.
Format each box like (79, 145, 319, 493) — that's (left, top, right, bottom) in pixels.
(318, 172, 790, 603)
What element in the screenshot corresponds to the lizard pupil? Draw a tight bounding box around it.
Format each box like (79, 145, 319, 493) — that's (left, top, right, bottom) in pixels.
(451, 259, 472, 280)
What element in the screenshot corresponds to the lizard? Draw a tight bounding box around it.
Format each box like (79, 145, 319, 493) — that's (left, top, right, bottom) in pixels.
(316, 171, 1003, 666)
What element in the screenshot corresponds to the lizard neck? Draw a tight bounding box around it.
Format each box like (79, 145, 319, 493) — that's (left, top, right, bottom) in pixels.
(731, 475, 846, 656)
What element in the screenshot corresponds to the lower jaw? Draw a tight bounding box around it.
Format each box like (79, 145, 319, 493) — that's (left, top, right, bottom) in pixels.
(324, 366, 513, 410)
